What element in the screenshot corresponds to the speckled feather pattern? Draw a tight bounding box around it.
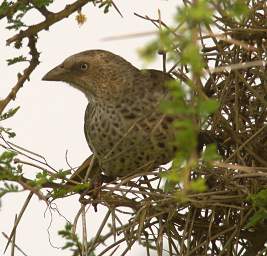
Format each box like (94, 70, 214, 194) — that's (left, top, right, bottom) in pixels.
(45, 50, 176, 177)
(82, 59, 176, 176)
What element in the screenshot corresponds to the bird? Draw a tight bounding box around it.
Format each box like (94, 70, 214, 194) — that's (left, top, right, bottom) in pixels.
(42, 50, 177, 180)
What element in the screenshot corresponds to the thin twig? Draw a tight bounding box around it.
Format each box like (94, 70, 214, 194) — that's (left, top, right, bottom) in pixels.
(2, 232, 28, 256)
(4, 192, 33, 253)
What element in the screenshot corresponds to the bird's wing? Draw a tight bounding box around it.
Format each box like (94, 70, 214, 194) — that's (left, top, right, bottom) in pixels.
(84, 102, 95, 152)
(141, 69, 173, 101)
(136, 69, 173, 113)
(143, 69, 173, 89)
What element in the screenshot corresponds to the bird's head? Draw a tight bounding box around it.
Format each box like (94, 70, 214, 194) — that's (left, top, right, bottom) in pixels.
(42, 50, 137, 101)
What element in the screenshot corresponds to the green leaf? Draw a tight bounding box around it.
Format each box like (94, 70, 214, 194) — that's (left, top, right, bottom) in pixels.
(6, 18, 26, 30)
(159, 80, 190, 115)
(104, 2, 112, 13)
(189, 0, 212, 24)
(230, 0, 249, 19)
(176, 0, 212, 25)
(0, 127, 16, 138)
(0, 106, 20, 121)
(72, 183, 90, 192)
(181, 42, 204, 74)
(202, 144, 221, 162)
(54, 169, 71, 179)
(31, 0, 53, 8)
(160, 100, 190, 115)
(175, 190, 188, 202)
(6, 56, 27, 65)
(189, 178, 206, 192)
(172, 119, 198, 159)
(159, 29, 173, 52)
(246, 208, 267, 228)
(165, 80, 185, 98)
(0, 1, 11, 16)
(245, 189, 267, 228)
(231, 0, 249, 17)
(162, 169, 181, 183)
(57, 223, 97, 255)
(163, 179, 177, 192)
(0, 182, 19, 198)
(138, 40, 159, 62)
(62, 241, 75, 250)
(51, 188, 70, 198)
(35, 171, 51, 186)
(249, 189, 267, 208)
(197, 99, 219, 116)
(0, 151, 17, 165)
(98, 0, 112, 14)
(174, 119, 196, 142)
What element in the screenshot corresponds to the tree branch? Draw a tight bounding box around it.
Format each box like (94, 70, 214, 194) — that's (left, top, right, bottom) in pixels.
(6, 0, 92, 45)
(0, 36, 40, 115)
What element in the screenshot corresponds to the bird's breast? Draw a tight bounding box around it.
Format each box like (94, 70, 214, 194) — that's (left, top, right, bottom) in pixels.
(84, 101, 175, 177)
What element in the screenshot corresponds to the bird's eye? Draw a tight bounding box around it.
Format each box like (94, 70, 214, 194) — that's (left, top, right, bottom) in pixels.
(80, 63, 88, 71)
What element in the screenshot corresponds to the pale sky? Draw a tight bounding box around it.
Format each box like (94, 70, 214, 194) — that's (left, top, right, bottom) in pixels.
(0, 1, 179, 255)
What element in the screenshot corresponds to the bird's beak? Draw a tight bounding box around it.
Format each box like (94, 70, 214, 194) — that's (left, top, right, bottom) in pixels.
(42, 64, 66, 81)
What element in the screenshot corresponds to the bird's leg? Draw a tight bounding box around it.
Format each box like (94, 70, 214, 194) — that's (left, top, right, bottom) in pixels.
(79, 174, 115, 212)
(91, 175, 102, 212)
